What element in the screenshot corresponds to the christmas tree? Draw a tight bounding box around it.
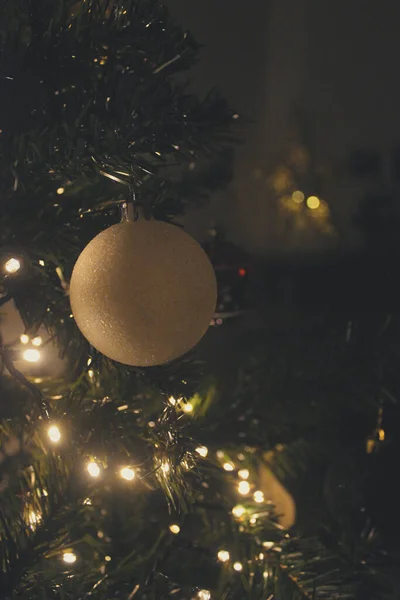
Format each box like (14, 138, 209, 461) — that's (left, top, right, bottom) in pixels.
(0, 2, 398, 599)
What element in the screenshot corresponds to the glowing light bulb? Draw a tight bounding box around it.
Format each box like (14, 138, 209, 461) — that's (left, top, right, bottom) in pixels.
(169, 524, 180, 534)
(233, 561, 243, 572)
(217, 550, 230, 562)
(120, 467, 135, 481)
(232, 505, 245, 518)
(28, 510, 41, 527)
(32, 336, 42, 347)
(88, 369, 94, 379)
(223, 462, 235, 472)
(87, 461, 101, 478)
(198, 591, 211, 600)
(258, 552, 264, 560)
(262, 541, 274, 550)
(195, 446, 208, 458)
(183, 402, 193, 413)
(105, 555, 112, 562)
(23, 349, 40, 363)
(48, 425, 61, 443)
(238, 469, 249, 480)
(306, 195, 320, 210)
(238, 481, 250, 495)
(83, 498, 92, 505)
(292, 190, 304, 204)
(161, 461, 170, 474)
(20, 334, 29, 344)
(63, 551, 77, 564)
(5, 258, 21, 273)
(168, 396, 177, 406)
(253, 490, 264, 503)
(57, 187, 65, 195)
(39, 260, 45, 266)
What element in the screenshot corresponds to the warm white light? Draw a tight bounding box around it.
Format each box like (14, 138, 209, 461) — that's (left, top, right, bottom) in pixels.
(87, 461, 101, 477)
(195, 446, 208, 458)
(216, 450, 224, 459)
(253, 490, 264, 503)
(28, 510, 41, 527)
(258, 552, 264, 560)
(5, 258, 21, 273)
(39, 260, 45, 266)
(83, 498, 92, 505)
(233, 561, 243, 572)
(232, 505, 245, 518)
(217, 550, 230, 562)
(63, 551, 77, 564)
(169, 524, 180, 534)
(57, 187, 65, 195)
(306, 195, 320, 210)
(263, 570, 269, 579)
(20, 334, 29, 344)
(120, 467, 135, 481)
(105, 555, 112, 562)
(168, 396, 177, 406)
(32, 336, 43, 347)
(161, 461, 170, 474)
(48, 425, 61, 443)
(197, 591, 211, 600)
(23, 349, 40, 363)
(238, 481, 250, 495)
(88, 369, 94, 379)
(238, 469, 249, 480)
(262, 541, 274, 550)
(223, 462, 235, 472)
(183, 402, 193, 413)
(292, 190, 305, 204)
(250, 517, 257, 525)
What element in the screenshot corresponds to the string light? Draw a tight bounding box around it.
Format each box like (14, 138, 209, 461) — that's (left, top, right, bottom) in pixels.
(168, 396, 177, 406)
(232, 505, 245, 518)
(161, 461, 170, 474)
(292, 190, 304, 204)
(217, 550, 230, 562)
(238, 481, 251, 495)
(238, 468, 249, 480)
(88, 369, 94, 379)
(57, 187, 65, 195)
(83, 498, 92, 505)
(39, 260, 45, 266)
(223, 462, 235, 472)
(253, 490, 264, 503)
(120, 466, 135, 481)
(169, 524, 180, 534)
(183, 402, 193, 413)
(258, 552, 264, 560)
(233, 561, 243, 572)
(20, 334, 29, 344)
(197, 591, 211, 600)
(5, 258, 21, 273)
(262, 541, 274, 550)
(306, 195, 320, 210)
(63, 551, 77, 564)
(105, 555, 112, 562)
(48, 425, 61, 443)
(28, 510, 41, 528)
(87, 461, 101, 478)
(23, 349, 40, 363)
(32, 336, 43, 347)
(195, 446, 208, 458)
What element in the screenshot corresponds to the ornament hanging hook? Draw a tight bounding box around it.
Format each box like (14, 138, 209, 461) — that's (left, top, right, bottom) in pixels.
(121, 172, 139, 222)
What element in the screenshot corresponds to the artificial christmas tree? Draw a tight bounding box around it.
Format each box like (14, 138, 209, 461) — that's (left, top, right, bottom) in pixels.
(1, 2, 399, 600)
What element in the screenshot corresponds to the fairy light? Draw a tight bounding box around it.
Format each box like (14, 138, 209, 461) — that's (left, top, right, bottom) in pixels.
(169, 524, 180, 534)
(168, 396, 177, 406)
(88, 369, 94, 379)
(253, 490, 264, 503)
(28, 510, 41, 528)
(238, 468, 249, 480)
(306, 195, 320, 210)
(197, 591, 211, 600)
(32, 336, 43, 347)
(5, 258, 21, 273)
(39, 259, 45, 266)
(232, 505, 245, 518)
(161, 461, 170, 474)
(258, 552, 264, 560)
(23, 349, 40, 363)
(223, 462, 235, 472)
(120, 466, 135, 481)
(20, 334, 29, 344)
(238, 480, 251, 495)
(183, 402, 193, 413)
(292, 190, 304, 204)
(233, 561, 243, 572)
(83, 498, 92, 505)
(56, 187, 65, 195)
(195, 446, 208, 458)
(217, 550, 230, 562)
(63, 551, 77, 564)
(262, 541, 274, 550)
(87, 461, 101, 478)
(105, 555, 112, 562)
(48, 425, 61, 443)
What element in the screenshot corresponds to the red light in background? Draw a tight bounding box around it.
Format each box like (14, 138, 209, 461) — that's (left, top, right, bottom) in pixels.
(238, 268, 246, 277)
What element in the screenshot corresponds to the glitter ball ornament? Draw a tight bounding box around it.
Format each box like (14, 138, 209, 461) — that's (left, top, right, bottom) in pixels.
(70, 219, 217, 366)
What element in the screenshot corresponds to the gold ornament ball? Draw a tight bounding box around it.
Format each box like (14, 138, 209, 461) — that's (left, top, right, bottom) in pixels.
(70, 219, 217, 366)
